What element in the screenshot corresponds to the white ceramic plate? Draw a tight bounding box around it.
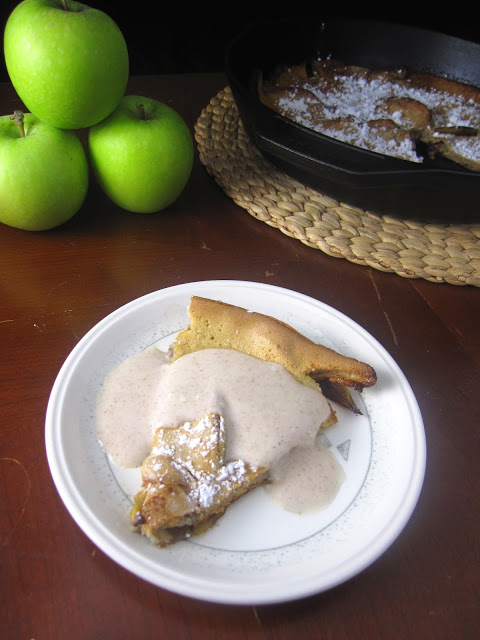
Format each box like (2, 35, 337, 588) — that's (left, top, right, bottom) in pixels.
(45, 280, 426, 605)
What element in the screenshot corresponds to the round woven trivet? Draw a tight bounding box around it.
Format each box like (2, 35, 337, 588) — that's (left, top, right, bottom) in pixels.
(195, 86, 480, 287)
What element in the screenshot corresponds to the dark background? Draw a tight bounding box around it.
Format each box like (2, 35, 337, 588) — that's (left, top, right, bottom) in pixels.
(1, 1, 479, 82)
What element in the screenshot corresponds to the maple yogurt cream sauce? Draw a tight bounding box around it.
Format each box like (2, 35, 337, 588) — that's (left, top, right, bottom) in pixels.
(96, 345, 345, 513)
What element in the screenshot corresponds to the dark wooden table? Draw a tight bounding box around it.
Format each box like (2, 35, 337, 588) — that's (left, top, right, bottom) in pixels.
(1, 73, 479, 639)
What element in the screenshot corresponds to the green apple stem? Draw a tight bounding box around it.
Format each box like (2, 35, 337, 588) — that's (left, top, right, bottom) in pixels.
(60, 0, 69, 10)
(11, 110, 26, 138)
(136, 103, 147, 120)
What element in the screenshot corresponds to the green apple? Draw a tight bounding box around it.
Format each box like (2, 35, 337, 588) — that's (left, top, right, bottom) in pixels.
(4, 0, 129, 129)
(87, 95, 194, 213)
(0, 110, 88, 230)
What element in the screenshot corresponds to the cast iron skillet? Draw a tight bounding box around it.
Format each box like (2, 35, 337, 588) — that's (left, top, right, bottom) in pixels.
(225, 17, 480, 222)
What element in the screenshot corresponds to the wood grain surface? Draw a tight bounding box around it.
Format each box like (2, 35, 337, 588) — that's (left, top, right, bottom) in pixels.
(1, 74, 478, 640)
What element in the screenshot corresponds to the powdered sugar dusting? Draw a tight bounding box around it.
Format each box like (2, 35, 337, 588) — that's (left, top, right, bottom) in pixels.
(150, 414, 249, 510)
(260, 59, 480, 167)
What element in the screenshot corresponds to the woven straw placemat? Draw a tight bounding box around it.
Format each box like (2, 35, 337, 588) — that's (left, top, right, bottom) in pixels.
(194, 86, 480, 287)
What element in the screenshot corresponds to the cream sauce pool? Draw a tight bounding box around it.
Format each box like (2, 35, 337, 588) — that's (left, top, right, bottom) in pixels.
(96, 346, 345, 513)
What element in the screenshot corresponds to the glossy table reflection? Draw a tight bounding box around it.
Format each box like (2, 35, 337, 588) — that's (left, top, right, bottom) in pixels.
(1, 73, 479, 640)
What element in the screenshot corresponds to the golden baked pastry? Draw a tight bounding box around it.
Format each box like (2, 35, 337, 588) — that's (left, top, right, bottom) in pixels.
(258, 58, 480, 170)
(130, 297, 376, 546)
(131, 413, 268, 546)
(172, 296, 376, 413)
